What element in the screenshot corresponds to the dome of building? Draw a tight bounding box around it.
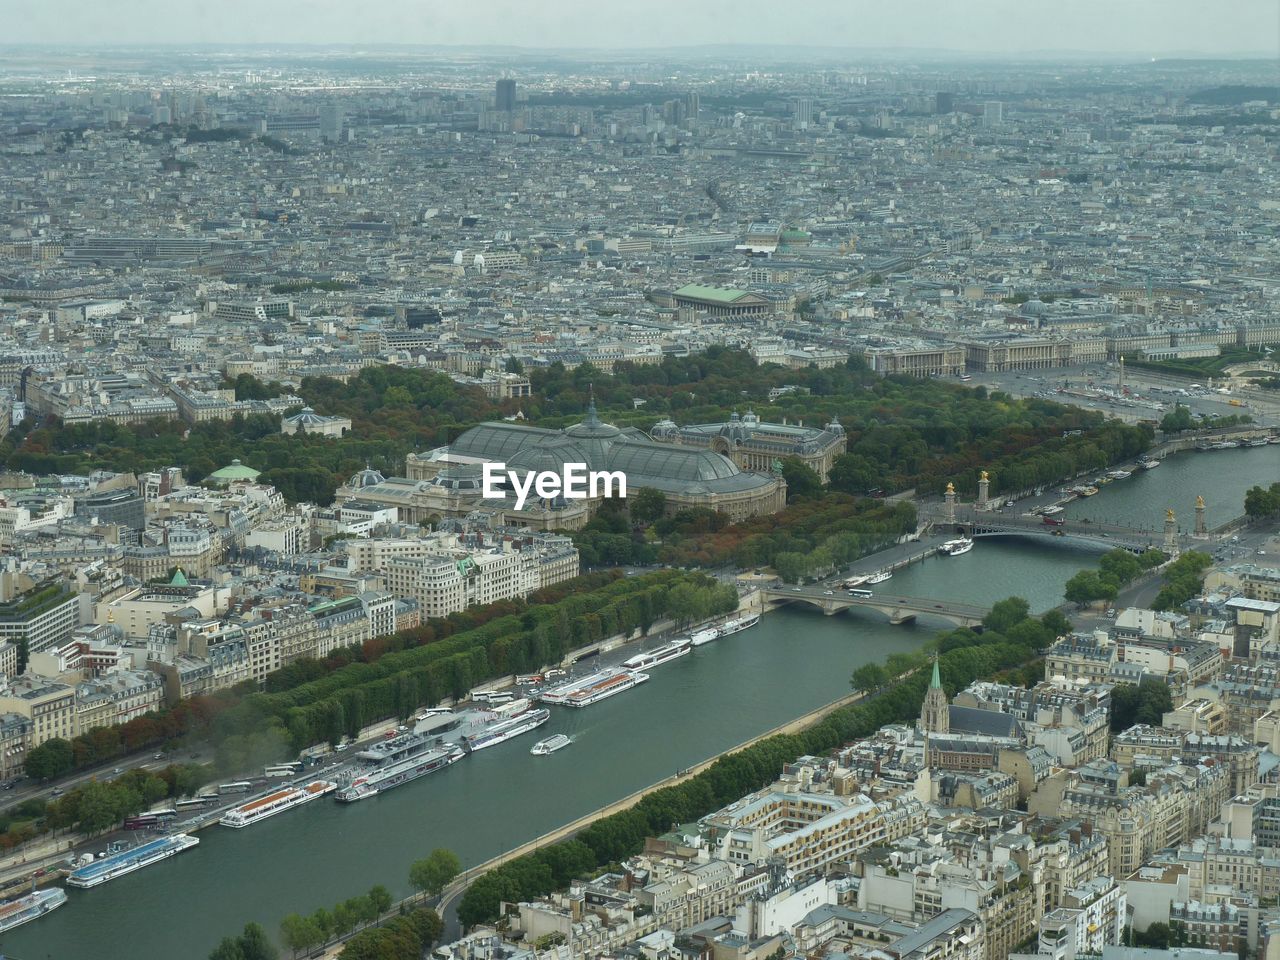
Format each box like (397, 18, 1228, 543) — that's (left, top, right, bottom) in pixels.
(430, 464, 486, 492)
(206, 459, 261, 484)
(348, 465, 386, 489)
(563, 399, 622, 441)
(649, 418, 679, 440)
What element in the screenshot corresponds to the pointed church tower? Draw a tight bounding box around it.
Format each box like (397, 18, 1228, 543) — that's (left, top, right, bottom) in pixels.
(920, 655, 950, 735)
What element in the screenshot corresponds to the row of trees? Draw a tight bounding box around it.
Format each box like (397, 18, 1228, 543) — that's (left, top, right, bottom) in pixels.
(657, 495, 917, 577)
(1160, 403, 1252, 434)
(209, 570, 736, 756)
(1152, 551, 1213, 611)
(336, 908, 444, 960)
(1245, 482, 1280, 519)
(0, 797, 47, 852)
(209, 923, 278, 960)
(40, 764, 208, 837)
(264, 850, 456, 959)
(278, 885, 394, 957)
(25, 570, 706, 785)
(455, 596, 1050, 928)
(1064, 548, 1166, 607)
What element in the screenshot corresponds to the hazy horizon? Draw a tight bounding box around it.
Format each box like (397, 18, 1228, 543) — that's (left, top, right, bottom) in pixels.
(3, 0, 1279, 57)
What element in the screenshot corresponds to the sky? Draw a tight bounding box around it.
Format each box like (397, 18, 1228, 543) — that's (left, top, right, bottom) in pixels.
(2, 0, 1279, 56)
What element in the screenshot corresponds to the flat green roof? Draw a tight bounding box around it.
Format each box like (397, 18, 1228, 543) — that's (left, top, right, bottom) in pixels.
(674, 284, 749, 304)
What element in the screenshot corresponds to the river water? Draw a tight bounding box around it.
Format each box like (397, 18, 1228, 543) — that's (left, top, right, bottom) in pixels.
(1063, 444, 1280, 534)
(22, 449, 1275, 959)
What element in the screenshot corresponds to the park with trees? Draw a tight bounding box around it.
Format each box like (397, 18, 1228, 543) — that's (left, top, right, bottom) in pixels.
(1, 349, 1153, 511)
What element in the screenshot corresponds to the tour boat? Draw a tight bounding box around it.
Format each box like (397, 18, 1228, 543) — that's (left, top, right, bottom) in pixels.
(531, 734, 572, 756)
(689, 627, 721, 646)
(220, 780, 336, 827)
(0, 888, 67, 932)
(716, 613, 760, 637)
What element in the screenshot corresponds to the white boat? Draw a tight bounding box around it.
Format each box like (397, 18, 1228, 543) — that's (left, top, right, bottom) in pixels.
(539, 668, 650, 708)
(463, 703, 551, 752)
(843, 575, 870, 588)
(622, 638, 691, 670)
(1108, 469, 1132, 480)
(220, 780, 336, 827)
(1139, 458, 1162, 469)
(336, 739, 463, 802)
(67, 834, 199, 888)
(689, 627, 721, 646)
(940, 538, 974, 557)
(531, 734, 572, 756)
(717, 613, 760, 637)
(1041, 505, 1065, 516)
(0, 888, 67, 933)
(1247, 437, 1269, 447)
(865, 571, 892, 585)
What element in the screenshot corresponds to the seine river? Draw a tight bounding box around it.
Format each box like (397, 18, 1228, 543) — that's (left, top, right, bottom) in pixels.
(20, 446, 1272, 959)
(1063, 444, 1280, 533)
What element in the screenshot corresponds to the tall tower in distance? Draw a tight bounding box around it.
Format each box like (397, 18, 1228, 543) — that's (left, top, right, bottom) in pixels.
(792, 97, 813, 130)
(983, 100, 1004, 128)
(495, 78, 517, 113)
(920, 656, 950, 735)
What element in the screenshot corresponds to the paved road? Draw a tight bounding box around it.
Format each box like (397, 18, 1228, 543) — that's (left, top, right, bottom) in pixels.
(969, 364, 1280, 428)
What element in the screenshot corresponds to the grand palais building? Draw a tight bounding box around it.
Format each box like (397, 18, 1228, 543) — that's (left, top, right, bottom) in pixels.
(333, 406, 845, 532)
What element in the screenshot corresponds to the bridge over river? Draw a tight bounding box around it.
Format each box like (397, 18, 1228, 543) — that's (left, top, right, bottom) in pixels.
(925, 506, 1177, 553)
(761, 584, 990, 627)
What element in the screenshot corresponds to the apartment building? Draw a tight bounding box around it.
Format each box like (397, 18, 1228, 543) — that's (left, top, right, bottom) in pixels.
(0, 677, 77, 747)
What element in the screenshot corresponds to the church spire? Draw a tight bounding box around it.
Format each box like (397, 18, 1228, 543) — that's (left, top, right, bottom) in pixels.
(921, 653, 949, 736)
(585, 383, 600, 426)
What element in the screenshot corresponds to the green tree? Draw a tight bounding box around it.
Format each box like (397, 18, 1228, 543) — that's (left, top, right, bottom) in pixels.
(780, 457, 823, 501)
(1245, 483, 1280, 519)
(410, 848, 461, 900)
(629, 487, 667, 525)
(504, 357, 524, 374)
(368, 884, 393, 916)
(23, 737, 74, 780)
(1160, 404, 1195, 433)
(330, 900, 358, 937)
(281, 914, 322, 958)
(1040, 609, 1073, 639)
(238, 923, 279, 960)
(851, 663, 889, 694)
(1064, 570, 1116, 607)
(310, 908, 333, 943)
(209, 938, 246, 960)
(983, 597, 1031, 634)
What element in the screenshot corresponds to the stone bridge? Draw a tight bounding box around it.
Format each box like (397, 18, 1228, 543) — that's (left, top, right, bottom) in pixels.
(924, 506, 1180, 554)
(761, 585, 990, 628)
